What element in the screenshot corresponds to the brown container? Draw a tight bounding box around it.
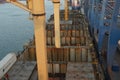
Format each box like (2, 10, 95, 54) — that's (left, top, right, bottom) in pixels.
(47, 30, 52, 37)
(66, 37, 70, 45)
(47, 37, 52, 45)
(58, 49, 64, 61)
(51, 49, 56, 61)
(72, 30, 76, 37)
(64, 31, 68, 37)
(48, 64, 53, 73)
(75, 48, 81, 62)
(70, 48, 75, 62)
(64, 48, 69, 61)
(47, 48, 52, 62)
(61, 25, 65, 30)
(61, 31, 64, 37)
(60, 64, 67, 73)
(53, 64, 60, 73)
(80, 30, 83, 36)
(81, 37, 85, 45)
(81, 48, 87, 62)
(52, 37, 55, 45)
(61, 37, 66, 45)
(76, 37, 80, 45)
(87, 49, 92, 62)
(76, 30, 80, 37)
(67, 30, 71, 37)
(71, 37, 76, 45)
(49, 78, 60, 80)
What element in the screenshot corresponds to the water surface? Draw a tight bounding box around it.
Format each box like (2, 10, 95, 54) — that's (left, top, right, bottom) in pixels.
(0, 0, 64, 59)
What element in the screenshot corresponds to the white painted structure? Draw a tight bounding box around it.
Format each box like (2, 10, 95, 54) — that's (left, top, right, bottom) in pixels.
(0, 53, 17, 79)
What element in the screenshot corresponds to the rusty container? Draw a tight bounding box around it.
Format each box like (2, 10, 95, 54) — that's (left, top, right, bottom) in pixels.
(80, 37, 85, 45)
(70, 48, 75, 62)
(66, 37, 70, 45)
(47, 48, 52, 62)
(48, 64, 53, 73)
(80, 29, 83, 37)
(81, 48, 87, 62)
(53, 64, 60, 73)
(75, 48, 81, 62)
(72, 30, 76, 37)
(52, 37, 55, 45)
(60, 64, 67, 73)
(88, 49, 92, 62)
(47, 37, 52, 45)
(71, 37, 76, 45)
(76, 37, 80, 45)
(76, 30, 80, 37)
(64, 48, 69, 61)
(57, 49, 64, 61)
(61, 37, 66, 46)
(47, 30, 52, 37)
(61, 31, 64, 37)
(67, 30, 71, 37)
(52, 49, 57, 61)
(64, 31, 68, 37)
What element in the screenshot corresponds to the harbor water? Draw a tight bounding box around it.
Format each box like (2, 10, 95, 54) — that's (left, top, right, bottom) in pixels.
(0, 0, 64, 59)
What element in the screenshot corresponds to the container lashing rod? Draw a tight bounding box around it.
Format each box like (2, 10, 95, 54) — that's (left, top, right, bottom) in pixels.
(6, 0, 48, 80)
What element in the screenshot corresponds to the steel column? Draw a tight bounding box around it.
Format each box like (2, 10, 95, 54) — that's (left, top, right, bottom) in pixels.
(32, 0, 48, 80)
(65, 0, 68, 20)
(107, 0, 120, 73)
(53, 0, 61, 48)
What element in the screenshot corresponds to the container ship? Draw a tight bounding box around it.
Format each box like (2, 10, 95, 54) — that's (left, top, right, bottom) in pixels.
(0, 0, 120, 80)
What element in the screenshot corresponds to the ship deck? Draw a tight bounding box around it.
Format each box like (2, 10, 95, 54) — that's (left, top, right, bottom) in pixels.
(8, 61, 36, 80)
(66, 62, 95, 80)
(7, 10, 104, 80)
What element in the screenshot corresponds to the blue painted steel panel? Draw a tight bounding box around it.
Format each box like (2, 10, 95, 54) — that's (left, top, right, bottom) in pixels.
(84, 0, 120, 79)
(107, 0, 120, 67)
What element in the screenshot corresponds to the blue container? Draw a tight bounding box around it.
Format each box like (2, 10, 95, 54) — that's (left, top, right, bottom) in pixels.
(112, 65, 120, 72)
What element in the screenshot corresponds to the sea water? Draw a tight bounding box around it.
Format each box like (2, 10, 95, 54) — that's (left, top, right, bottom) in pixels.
(0, 0, 64, 59)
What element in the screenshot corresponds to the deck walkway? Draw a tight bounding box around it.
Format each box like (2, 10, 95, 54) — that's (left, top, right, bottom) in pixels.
(66, 62, 95, 80)
(8, 61, 36, 80)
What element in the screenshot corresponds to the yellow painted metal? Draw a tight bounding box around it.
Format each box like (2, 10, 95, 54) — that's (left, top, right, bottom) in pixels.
(6, 0, 31, 12)
(27, 0, 32, 10)
(27, 0, 33, 20)
(32, 0, 48, 80)
(32, 0, 44, 14)
(53, 0, 61, 48)
(65, 0, 68, 20)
